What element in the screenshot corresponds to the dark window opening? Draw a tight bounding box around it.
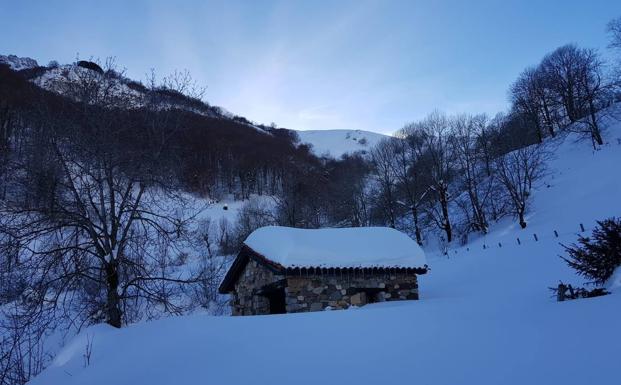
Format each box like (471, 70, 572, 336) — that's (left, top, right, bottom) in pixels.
(362, 288, 383, 304)
(264, 288, 286, 314)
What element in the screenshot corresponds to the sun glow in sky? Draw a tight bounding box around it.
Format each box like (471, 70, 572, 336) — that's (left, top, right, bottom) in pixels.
(2, 0, 620, 134)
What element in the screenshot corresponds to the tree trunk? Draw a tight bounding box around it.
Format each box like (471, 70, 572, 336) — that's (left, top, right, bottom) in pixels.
(518, 210, 527, 229)
(467, 186, 487, 234)
(411, 205, 422, 245)
(105, 261, 122, 328)
(542, 99, 555, 137)
(386, 187, 396, 229)
(439, 187, 452, 242)
(566, 88, 578, 123)
(534, 119, 543, 144)
(589, 100, 603, 147)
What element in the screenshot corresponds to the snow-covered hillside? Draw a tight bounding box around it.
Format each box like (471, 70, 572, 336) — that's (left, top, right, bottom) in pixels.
(0, 54, 272, 129)
(0, 54, 38, 71)
(2, 54, 390, 155)
(28, 114, 621, 385)
(295, 129, 387, 158)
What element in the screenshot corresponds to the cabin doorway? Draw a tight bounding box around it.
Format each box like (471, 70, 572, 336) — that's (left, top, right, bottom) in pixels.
(264, 288, 286, 314)
(362, 288, 384, 304)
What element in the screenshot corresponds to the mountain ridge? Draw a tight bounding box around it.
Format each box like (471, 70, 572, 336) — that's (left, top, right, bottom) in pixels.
(0, 54, 384, 159)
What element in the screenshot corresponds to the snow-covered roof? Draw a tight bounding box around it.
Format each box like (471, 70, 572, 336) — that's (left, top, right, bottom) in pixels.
(243, 226, 426, 269)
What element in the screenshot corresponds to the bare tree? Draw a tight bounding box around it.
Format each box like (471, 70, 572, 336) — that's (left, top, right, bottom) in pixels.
(474, 115, 503, 222)
(274, 155, 327, 229)
(1, 136, 200, 328)
(323, 154, 371, 227)
(510, 68, 546, 143)
(393, 126, 431, 244)
(541, 44, 586, 124)
(0, 306, 49, 385)
(510, 66, 560, 142)
(161, 69, 207, 101)
(494, 144, 547, 229)
(233, 197, 277, 249)
(574, 48, 607, 147)
(607, 16, 621, 98)
(414, 112, 455, 243)
(0, 66, 204, 329)
(370, 138, 400, 228)
(607, 16, 621, 51)
(450, 114, 492, 234)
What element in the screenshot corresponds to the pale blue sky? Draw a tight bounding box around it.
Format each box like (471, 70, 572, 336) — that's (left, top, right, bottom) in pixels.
(2, 0, 620, 134)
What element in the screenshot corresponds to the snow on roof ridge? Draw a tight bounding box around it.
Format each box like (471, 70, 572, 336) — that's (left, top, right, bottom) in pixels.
(243, 226, 426, 269)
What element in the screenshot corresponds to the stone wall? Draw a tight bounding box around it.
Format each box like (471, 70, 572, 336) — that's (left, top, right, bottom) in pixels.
(284, 272, 419, 313)
(231, 259, 283, 316)
(230, 260, 421, 315)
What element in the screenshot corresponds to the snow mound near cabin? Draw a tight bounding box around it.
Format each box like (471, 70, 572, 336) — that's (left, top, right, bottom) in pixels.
(295, 129, 387, 158)
(244, 226, 426, 268)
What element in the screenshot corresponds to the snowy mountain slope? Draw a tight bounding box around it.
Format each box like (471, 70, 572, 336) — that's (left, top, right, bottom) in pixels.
(295, 129, 387, 158)
(0, 54, 273, 132)
(28, 115, 621, 385)
(30, 64, 228, 118)
(0, 54, 38, 71)
(2, 54, 393, 151)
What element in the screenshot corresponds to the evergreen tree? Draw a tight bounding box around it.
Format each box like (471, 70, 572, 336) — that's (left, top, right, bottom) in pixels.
(561, 218, 621, 285)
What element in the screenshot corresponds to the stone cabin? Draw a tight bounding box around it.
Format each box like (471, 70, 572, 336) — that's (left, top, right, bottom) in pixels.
(218, 226, 428, 315)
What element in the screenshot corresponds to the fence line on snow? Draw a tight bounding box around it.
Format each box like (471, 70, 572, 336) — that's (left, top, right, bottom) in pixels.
(443, 221, 596, 257)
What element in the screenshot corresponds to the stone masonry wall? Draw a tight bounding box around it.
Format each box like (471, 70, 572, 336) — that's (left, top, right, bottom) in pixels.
(231, 260, 283, 316)
(284, 272, 419, 313)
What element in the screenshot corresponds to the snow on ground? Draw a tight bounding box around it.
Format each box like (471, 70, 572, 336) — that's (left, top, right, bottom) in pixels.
(295, 129, 387, 158)
(245, 226, 426, 268)
(28, 115, 621, 385)
(195, 194, 275, 224)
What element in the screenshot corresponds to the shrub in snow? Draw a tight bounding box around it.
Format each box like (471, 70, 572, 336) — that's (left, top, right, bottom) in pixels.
(551, 282, 608, 301)
(561, 217, 621, 285)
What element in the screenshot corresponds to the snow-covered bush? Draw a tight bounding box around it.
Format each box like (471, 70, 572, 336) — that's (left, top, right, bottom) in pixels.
(561, 217, 621, 285)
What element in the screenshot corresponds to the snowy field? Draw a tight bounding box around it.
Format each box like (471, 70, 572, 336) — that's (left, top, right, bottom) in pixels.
(28, 120, 621, 385)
